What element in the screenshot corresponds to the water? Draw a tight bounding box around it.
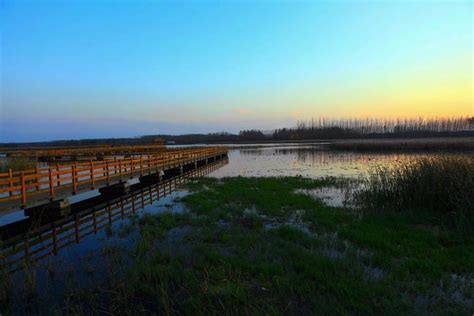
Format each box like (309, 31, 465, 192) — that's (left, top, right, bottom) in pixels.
(1, 144, 460, 229)
(209, 143, 433, 179)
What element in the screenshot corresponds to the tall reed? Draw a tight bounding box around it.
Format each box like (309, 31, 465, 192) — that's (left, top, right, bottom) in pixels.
(355, 155, 474, 232)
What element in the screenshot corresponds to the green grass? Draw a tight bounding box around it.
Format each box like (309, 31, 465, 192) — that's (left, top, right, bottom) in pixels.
(42, 176, 473, 314)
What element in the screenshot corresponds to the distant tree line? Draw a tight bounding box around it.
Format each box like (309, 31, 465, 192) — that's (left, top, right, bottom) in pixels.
(146, 132, 239, 144)
(273, 117, 474, 140)
(0, 136, 166, 148)
(0, 132, 239, 147)
(239, 130, 266, 141)
(1, 117, 472, 147)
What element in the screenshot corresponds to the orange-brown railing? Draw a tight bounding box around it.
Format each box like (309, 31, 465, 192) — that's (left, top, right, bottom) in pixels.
(0, 144, 166, 158)
(0, 147, 227, 209)
(0, 159, 227, 272)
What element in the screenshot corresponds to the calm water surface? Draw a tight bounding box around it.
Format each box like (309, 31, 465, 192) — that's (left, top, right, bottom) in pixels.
(208, 144, 435, 179)
(0, 144, 458, 224)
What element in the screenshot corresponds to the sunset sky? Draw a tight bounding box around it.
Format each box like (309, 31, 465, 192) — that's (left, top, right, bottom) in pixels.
(1, 0, 472, 142)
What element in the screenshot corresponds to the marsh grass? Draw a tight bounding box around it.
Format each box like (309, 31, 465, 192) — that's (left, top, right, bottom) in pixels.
(355, 156, 474, 234)
(16, 177, 469, 314)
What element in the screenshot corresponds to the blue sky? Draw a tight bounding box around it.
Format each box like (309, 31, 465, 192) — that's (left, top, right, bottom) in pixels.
(1, 0, 472, 142)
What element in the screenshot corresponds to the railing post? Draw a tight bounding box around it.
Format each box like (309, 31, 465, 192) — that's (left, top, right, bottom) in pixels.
(72, 163, 77, 194)
(35, 166, 40, 191)
(8, 169, 12, 197)
(90, 160, 95, 189)
(148, 154, 151, 174)
(106, 160, 110, 184)
(140, 156, 143, 176)
(56, 163, 60, 186)
(118, 159, 122, 182)
(49, 168, 55, 200)
(20, 171, 26, 209)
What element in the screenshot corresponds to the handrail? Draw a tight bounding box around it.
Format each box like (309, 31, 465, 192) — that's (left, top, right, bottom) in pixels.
(0, 147, 227, 208)
(0, 144, 167, 158)
(0, 159, 227, 272)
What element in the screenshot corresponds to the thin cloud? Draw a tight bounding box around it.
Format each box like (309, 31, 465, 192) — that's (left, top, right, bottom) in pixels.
(234, 108, 254, 116)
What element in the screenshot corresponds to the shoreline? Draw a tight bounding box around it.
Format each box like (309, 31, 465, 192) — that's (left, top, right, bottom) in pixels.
(191, 137, 474, 151)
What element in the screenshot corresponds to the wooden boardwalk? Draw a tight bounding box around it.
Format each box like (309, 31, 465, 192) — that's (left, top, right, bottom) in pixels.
(0, 147, 228, 211)
(0, 143, 166, 160)
(0, 159, 228, 272)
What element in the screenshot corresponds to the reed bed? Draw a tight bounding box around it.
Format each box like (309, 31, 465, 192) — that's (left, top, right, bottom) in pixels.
(355, 155, 474, 232)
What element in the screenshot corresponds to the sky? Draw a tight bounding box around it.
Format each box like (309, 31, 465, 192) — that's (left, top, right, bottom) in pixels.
(0, 0, 472, 142)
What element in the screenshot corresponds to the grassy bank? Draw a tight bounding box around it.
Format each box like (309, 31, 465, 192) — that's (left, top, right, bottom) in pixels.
(7, 176, 469, 314)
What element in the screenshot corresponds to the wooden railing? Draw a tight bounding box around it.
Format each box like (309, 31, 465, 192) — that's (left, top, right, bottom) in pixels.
(0, 147, 227, 209)
(0, 144, 166, 158)
(0, 159, 227, 272)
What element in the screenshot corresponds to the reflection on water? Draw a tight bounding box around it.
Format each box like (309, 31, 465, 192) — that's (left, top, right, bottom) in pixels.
(210, 144, 460, 178)
(1, 188, 193, 313)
